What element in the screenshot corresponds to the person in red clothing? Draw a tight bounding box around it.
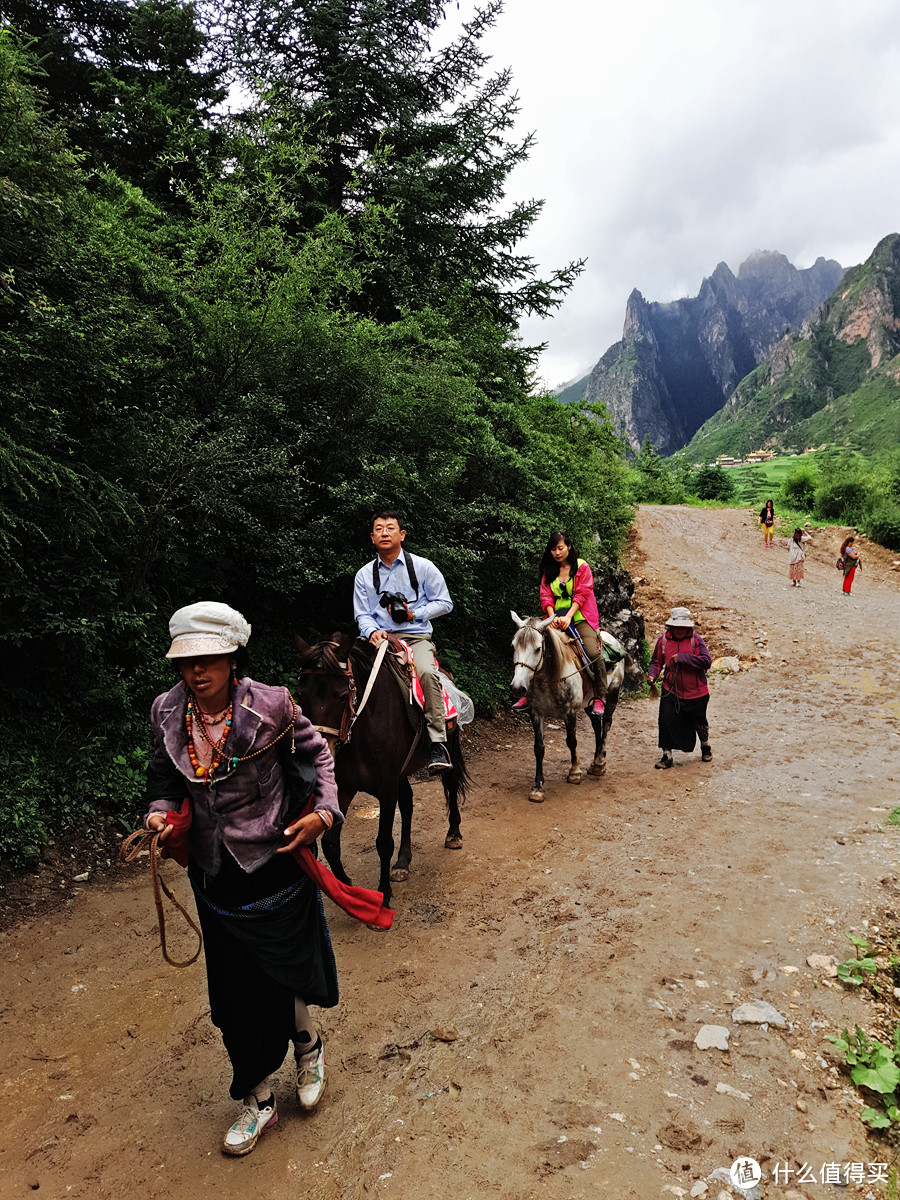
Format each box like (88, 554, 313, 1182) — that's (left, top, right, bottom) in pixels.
(647, 607, 712, 769)
(513, 531, 608, 715)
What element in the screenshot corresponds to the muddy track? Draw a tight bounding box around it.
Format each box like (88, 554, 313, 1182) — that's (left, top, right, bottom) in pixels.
(2, 505, 900, 1199)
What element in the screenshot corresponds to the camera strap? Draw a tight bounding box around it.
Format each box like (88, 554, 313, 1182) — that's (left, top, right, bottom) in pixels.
(372, 553, 419, 599)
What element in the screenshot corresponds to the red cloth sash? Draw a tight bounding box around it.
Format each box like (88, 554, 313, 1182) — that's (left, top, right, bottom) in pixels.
(159, 797, 193, 868)
(291, 844, 394, 929)
(292, 793, 394, 928)
(162, 797, 394, 929)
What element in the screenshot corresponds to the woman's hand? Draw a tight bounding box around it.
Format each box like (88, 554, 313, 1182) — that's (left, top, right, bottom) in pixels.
(278, 812, 327, 854)
(146, 813, 173, 842)
(552, 612, 573, 631)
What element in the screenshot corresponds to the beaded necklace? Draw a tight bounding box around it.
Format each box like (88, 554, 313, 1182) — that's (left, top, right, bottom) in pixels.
(183, 688, 300, 785)
(185, 694, 236, 782)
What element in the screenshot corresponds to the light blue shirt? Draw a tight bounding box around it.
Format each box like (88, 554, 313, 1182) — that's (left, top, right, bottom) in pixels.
(353, 549, 453, 639)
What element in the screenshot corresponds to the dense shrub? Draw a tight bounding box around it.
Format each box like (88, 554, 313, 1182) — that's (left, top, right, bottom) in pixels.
(865, 503, 900, 552)
(690, 464, 737, 502)
(780, 463, 818, 510)
(814, 481, 871, 523)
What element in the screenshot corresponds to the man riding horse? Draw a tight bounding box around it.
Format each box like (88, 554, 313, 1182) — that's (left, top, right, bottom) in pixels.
(352, 510, 454, 774)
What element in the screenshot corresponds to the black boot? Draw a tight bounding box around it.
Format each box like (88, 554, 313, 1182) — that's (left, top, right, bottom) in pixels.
(428, 742, 452, 773)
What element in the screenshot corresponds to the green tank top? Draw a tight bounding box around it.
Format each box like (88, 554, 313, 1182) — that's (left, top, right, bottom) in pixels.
(549, 559, 586, 622)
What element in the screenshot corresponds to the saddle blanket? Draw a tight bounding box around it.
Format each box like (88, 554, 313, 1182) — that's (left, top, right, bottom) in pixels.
(396, 640, 458, 720)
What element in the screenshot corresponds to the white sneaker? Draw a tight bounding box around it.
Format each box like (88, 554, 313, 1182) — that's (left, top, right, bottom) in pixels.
(296, 1039, 326, 1111)
(222, 1093, 278, 1156)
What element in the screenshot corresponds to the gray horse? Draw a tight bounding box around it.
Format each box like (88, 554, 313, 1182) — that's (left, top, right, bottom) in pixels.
(511, 612, 627, 803)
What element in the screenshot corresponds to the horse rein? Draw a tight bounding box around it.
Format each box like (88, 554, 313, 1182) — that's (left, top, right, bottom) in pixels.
(514, 629, 597, 683)
(304, 637, 389, 747)
(119, 828, 203, 968)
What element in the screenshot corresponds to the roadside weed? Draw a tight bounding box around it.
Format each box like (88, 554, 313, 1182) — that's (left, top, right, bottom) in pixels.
(828, 1026, 900, 1129)
(836, 934, 879, 991)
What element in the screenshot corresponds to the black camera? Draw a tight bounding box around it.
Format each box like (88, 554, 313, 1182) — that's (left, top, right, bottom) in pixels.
(379, 592, 413, 624)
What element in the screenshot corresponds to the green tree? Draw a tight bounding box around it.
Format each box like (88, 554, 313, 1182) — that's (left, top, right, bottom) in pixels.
(627, 436, 684, 504)
(690, 464, 736, 502)
(5, 0, 225, 199)
(219, 0, 582, 337)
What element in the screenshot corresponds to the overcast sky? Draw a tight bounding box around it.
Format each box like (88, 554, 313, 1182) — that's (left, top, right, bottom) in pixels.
(456, 0, 900, 390)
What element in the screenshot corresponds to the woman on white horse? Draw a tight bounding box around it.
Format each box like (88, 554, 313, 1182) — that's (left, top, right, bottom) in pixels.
(513, 531, 607, 715)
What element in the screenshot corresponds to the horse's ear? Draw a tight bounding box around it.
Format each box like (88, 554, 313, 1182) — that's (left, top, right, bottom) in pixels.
(332, 631, 354, 655)
(511, 610, 525, 628)
(293, 632, 313, 657)
(537, 614, 554, 630)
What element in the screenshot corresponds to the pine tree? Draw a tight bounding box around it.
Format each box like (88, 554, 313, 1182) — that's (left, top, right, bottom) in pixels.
(4, 0, 226, 199)
(219, 0, 582, 332)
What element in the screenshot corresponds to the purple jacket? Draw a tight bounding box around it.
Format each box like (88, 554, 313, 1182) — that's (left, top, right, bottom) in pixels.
(648, 631, 711, 699)
(144, 677, 342, 876)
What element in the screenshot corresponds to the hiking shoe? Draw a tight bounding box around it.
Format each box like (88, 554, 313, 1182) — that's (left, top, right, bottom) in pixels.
(511, 696, 529, 711)
(427, 743, 452, 773)
(587, 698, 605, 717)
(701, 745, 713, 762)
(222, 1094, 277, 1156)
(654, 754, 673, 770)
(295, 1039, 326, 1111)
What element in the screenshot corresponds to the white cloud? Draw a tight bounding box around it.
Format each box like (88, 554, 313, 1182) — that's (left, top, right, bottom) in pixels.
(461, 0, 900, 389)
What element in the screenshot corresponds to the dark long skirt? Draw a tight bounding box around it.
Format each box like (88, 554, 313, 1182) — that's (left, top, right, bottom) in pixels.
(190, 852, 338, 1100)
(658, 690, 709, 753)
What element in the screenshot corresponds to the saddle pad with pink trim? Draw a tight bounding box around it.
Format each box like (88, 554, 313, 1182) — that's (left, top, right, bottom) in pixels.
(397, 640, 458, 720)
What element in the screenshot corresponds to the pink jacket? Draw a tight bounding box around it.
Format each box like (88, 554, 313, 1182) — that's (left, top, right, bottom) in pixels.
(648, 632, 711, 699)
(539, 561, 601, 630)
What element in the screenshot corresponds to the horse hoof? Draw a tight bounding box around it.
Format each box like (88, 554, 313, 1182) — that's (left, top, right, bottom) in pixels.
(587, 763, 605, 778)
(366, 921, 391, 932)
(444, 834, 463, 850)
(567, 772, 583, 785)
(528, 790, 545, 803)
(390, 867, 410, 883)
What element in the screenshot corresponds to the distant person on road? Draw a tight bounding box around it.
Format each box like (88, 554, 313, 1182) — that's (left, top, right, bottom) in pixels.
(647, 607, 712, 770)
(840, 536, 861, 595)
(759, 499, 776, 548)
(788, 527, 810, 586)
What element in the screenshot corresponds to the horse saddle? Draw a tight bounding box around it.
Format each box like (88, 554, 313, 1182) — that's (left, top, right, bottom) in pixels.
(383, 634, 458, 735)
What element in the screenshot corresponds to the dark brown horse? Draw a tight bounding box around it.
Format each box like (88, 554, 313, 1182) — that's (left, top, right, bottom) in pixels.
(294, 632, 469, 913)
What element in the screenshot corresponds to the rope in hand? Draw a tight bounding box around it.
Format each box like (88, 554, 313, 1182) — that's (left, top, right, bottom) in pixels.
(119, 828, 203, 968)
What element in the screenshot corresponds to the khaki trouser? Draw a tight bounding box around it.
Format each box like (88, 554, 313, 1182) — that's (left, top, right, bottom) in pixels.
(574, 622, 608, 700)
(404, 633, 446, 744)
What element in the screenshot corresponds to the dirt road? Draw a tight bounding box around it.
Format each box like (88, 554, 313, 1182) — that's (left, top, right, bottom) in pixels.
(3, 506, 900, 1199)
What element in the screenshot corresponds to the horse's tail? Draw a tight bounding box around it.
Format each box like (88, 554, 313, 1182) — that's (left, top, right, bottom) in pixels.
(443, 724, 471, 806)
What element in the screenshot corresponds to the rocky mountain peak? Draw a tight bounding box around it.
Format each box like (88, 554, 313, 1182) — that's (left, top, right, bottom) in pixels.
(580, 249, 846, 454)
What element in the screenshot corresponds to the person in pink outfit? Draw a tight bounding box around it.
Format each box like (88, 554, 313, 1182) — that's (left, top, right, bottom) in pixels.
(513, 531, 608, 715)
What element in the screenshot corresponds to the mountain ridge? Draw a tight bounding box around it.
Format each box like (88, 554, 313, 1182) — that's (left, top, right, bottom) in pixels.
(684, 234, 900, 460)
(565, 251, 845, 453)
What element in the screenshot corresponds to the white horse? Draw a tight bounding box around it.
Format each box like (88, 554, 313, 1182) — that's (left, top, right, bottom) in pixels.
(511, 612, 627, 803)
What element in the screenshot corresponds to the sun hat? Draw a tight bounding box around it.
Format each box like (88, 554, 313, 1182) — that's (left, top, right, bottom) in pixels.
(165, 602, 251, 659)
(666, 607, 694, 628)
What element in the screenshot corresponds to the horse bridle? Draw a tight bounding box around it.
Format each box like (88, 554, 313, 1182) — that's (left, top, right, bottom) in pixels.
(514, 627, 594, 683)
(301, 638, 389, 747)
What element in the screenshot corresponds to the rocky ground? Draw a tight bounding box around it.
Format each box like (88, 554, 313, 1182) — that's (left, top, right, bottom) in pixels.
(2, 505, 900, 1200)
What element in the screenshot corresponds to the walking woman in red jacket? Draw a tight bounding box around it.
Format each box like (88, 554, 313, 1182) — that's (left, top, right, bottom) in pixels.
(647, 607, 713, 769)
